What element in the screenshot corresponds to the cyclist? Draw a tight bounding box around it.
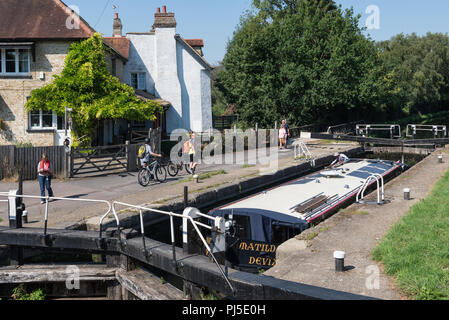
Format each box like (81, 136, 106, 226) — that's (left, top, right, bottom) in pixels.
(139, 138, 162, 168)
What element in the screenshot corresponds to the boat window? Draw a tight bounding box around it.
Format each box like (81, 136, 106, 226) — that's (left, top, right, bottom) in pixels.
(231, 215, 251, 240)
(272, 222, 296, 246)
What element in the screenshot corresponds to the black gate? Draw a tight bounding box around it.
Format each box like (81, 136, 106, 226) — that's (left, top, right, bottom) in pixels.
(70, 144, 135, 177)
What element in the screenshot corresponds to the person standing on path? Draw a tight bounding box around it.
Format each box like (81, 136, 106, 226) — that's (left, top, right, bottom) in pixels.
(278, 123, 287, 149)
(37, 153, 54, 204)
(283, 119, 290, 149)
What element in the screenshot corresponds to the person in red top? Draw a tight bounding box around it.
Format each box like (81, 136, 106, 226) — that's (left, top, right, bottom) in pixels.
(37, 153, 54, 204)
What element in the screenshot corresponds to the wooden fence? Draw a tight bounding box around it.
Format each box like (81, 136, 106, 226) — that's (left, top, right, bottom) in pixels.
(0, 145, 66, 181)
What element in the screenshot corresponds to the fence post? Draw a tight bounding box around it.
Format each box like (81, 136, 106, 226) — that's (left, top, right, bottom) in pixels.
(255, 123, 259, 149)
(9, 169, 24, 265)
(69, 147, 74, 178)
(125, 140, 130, 172)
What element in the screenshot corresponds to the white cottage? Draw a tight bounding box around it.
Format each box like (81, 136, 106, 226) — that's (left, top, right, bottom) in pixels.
(115, 6, 213, 135)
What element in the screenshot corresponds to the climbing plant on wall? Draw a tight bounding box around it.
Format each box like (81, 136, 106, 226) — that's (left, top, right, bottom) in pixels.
(25, 33, 162, 147)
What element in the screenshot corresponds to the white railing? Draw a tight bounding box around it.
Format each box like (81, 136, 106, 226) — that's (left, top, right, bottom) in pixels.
(1, 191, 235, 293)
(356, 174, 385, 205)
(0, 192, 117, 236)
(356, 124, 402, 139)
(102, 201, 235, 294)
(406, 124, 447, 138)
(294, 141, 312, 161)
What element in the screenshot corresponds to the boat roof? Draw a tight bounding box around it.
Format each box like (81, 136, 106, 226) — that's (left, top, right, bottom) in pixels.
(213, 159, 398, 222)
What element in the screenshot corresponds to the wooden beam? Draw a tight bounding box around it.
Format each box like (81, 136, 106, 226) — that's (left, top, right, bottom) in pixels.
(0, 264, 117, 284)
(115, 268, 185, 300)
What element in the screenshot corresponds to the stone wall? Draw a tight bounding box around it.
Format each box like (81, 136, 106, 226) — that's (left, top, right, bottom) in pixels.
(0, 41, 71, 146)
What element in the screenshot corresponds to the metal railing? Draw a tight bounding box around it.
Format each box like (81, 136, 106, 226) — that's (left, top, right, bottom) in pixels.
(356, 174, 385, 205)
(1, 192, 235, 293)
(0, 192, 118, 236)
(356, 124, 402, 139)
(101, 201, 235, 294)
(293, 141, 312, 161)
(406, 124, 447, 138)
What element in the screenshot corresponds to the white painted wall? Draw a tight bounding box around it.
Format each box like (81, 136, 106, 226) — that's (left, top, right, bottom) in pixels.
(124, 26, 213, 133)
(177, 42, 213, 132)
(123, 34, 156, 95)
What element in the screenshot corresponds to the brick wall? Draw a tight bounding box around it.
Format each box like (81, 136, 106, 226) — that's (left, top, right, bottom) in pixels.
(0, 41, 72, 146)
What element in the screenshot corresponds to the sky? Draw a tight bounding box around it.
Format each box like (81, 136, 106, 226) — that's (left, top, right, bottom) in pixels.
(66, 0, 449, 66)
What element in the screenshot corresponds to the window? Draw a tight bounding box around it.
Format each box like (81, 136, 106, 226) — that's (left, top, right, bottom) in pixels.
(0, 48, 30, 75)
(29, 110, 63, 130)
(228, 215, 251, 240)
(130, 73, 146, 90)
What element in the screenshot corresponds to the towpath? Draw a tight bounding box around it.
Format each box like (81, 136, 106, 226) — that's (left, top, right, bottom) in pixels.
(0, 139, 357, 229)
(264, 148, 449, 300)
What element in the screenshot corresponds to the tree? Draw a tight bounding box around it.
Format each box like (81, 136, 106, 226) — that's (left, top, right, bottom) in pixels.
(377, 33, 449, 117)
(217, 0, 388, 127)
(211, 63, 228, 116)
(25, 33, 162, 147)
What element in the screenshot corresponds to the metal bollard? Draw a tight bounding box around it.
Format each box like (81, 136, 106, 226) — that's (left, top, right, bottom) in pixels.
(403, 188, 411, 200)
(438, 155, 443, 163)
(334, 251, 346, 272)
(193, 174, 199, 183)
(22, 211, 28, 224)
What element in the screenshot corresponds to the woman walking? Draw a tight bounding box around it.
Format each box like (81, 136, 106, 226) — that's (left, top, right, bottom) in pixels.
(37, 153, 54, 204)
(184, 131, 197, 174)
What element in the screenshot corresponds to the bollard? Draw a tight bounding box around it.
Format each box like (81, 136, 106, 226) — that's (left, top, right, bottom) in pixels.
(193, 174, 199, 183)
(438, 155, 443, 163)
(22, 211, 28, 224)
(334, 251, 345, 272)
(403, 188, 411, 200)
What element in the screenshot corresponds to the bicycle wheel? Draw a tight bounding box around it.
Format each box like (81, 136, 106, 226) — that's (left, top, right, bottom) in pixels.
(155, 165, 167, 183)
(138, 168, 152, 187)
(167, 161, 179, 177)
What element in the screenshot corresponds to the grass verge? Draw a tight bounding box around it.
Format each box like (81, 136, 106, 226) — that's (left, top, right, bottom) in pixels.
(179, 170, 227, 183)
(372, 168, 449, 300)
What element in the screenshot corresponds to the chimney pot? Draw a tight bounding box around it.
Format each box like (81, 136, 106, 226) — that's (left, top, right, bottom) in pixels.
(115, 13, 118, 19)
(163, 6, 167, 13)
(157, 7, 160, 13)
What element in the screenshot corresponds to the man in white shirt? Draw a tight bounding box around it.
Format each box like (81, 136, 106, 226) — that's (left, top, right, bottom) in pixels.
(330, 153, 350, 168)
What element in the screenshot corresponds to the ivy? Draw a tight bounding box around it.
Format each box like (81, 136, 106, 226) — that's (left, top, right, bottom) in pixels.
(25, 33, 162, 147)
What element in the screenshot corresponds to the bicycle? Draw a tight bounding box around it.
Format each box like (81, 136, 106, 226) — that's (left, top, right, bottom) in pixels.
(166, 160, 196, 177)
(138, 157, 167, 186)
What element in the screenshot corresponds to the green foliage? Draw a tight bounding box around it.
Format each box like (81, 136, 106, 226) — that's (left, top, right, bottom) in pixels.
(217, 0, 387, 128)
(25, 33, 162, 147)
(12, 286, 46, 300)
(377, 33, 449, 117)
(211, 64, 228, 116)
(15, 141, 33, 148)
(372, 169, 449, 300)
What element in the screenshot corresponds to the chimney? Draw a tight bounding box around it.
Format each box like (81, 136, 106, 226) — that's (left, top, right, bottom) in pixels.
(113, 13, 123, 37)
(152, 6, 176, 30)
